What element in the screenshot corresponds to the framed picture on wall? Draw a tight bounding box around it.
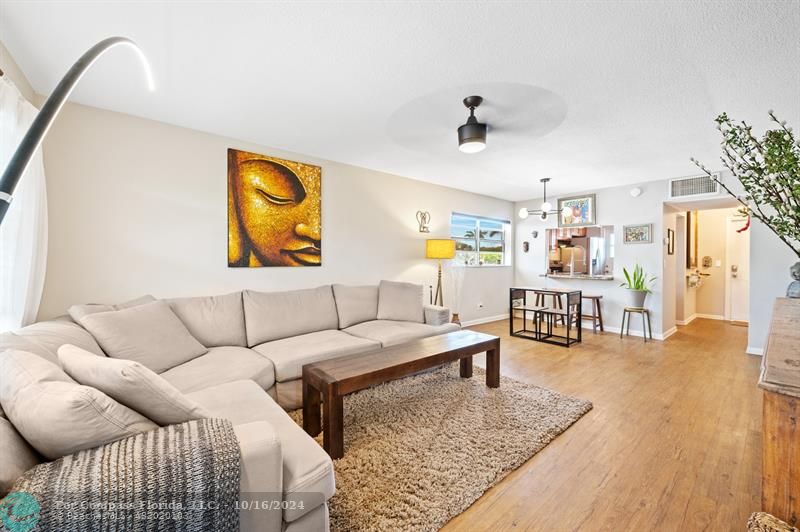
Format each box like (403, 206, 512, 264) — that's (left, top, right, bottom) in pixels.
(622, 223, 653, 244)
(686, 210, 698, 268)
(557, 194, 596, 228)
(667, 228, 675, 255)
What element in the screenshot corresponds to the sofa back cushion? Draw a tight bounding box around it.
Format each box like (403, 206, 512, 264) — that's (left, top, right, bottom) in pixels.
(78, 301, 208, 373)
(67, 294, 156, 322)
(243, 286, 338, 346)
(0, 350, 157, 460)
(333, 284, 379, 328)
(58, 344, 212, 426)
(0, 320, 105, 366)
(166, 292, 247, 347)
(377, 280, 425, 323)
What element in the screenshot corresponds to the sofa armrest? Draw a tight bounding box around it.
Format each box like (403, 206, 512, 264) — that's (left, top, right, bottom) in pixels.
(424, 304, 450, 326)
(234, 421, 283, 532)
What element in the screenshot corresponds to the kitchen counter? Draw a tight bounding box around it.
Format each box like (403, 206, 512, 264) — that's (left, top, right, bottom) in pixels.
(545, 273, 615, 281)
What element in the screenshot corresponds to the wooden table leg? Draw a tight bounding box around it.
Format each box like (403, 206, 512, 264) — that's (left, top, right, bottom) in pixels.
(322, 385, 344, 459)
(460, 355, 473, 378)
(486, 341, 500, 388)
(302, 376, 321, 437)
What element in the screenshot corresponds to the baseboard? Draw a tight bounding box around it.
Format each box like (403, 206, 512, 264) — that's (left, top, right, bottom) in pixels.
(745, 346, 764, 356)
(461, 313, 509, 327)
(695, 313, 724, 321)
(676, 314, 697, 326)
(661, 326, 677, 340)
(600, 325, 670, 341)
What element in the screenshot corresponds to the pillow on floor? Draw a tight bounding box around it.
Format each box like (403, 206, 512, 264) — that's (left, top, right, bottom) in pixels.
(77, 300, 208, 373)
(58, 344, 212, 426)
(377, 280, 424, 323)
(0, 349, 157, 460)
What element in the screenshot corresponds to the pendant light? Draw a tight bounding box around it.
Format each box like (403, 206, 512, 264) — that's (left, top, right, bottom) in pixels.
(457, 96, 487, 153)
(519, 178, 562, 220)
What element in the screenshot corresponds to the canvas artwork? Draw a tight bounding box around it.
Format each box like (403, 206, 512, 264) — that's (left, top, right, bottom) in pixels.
(686, 210, 698, 268)
(558, 194, 596, 228)
(228, 148, 321, 267)
(623, 223, 653, 244)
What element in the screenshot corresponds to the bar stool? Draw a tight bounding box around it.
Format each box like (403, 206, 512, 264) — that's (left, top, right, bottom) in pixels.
(533, 290, 565, 326)
(620, 307, 653, 342)
(581, 295, 604, 333)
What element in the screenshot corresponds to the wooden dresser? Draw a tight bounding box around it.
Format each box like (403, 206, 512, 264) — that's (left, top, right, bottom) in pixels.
(758, 297, 800, 527)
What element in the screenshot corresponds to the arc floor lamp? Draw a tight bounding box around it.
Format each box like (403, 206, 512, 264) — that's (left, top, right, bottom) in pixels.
(0, 36, 154, 226)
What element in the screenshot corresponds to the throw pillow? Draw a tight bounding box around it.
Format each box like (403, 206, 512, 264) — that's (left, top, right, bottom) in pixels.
(78, 300, 208, 373)
(0, 350, 157, 460)
(58, 344, 212, 426)
(376, 280, 425, 323)
(67, 294, 156, 322)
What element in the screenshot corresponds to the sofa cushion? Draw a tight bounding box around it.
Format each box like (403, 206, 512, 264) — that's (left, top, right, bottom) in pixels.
(78, 300, 208, 373)
(0, 417, 41, 496)
(332, 284, 379, 328)
(58, 344, 212, 426)
(166, 292, 247, 347)
(0, 350, 157, 460)
(344, 320, 460, 347)
(0, 320, 105, 366)
(377, 280, 424, 323)
(187, 380, 334, 523)
(253, 329, 380, 383)
(67, 294, 156, 322)
(160, 346, 276, 393)
(243, 286, 338, 346)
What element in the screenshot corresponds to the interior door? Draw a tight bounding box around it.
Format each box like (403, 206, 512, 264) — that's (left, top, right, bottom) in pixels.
(726, 216, 750, 323)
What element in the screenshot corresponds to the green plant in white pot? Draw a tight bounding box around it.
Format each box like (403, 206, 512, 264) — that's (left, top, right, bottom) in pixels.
(620, 264, 656, 309)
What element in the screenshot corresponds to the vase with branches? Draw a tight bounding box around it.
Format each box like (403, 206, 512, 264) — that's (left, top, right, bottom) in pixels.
(691, 110, 800, 297)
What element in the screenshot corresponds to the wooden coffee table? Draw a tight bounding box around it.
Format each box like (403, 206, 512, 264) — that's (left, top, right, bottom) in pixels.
(302, 330, 501, 458)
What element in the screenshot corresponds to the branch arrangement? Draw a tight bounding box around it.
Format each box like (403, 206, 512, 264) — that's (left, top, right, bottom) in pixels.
(691, 111, 800, 259)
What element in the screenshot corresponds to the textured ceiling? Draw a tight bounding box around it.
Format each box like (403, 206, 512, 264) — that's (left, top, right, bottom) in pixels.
(1, 1, 798, 201)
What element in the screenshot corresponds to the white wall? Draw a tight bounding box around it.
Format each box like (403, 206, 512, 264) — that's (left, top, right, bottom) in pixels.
(37, 102, 514, 323)
(0, 40, 35, 102)
(748, 219, 797, 354)
(515, 181, 669, 338)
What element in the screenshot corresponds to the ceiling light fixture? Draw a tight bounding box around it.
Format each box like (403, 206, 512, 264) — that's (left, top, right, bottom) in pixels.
(457, 95, 487, 153)
(518, 178, 562, 220)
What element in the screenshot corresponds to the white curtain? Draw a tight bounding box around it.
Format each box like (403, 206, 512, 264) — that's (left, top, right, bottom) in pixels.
(0, 77, 48, 331)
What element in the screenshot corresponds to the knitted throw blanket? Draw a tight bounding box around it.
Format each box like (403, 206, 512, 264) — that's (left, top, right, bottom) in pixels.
(1, 418, 240, 532)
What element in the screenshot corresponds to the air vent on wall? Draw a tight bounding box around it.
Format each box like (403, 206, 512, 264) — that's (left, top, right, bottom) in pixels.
(668, 173, 720, 200)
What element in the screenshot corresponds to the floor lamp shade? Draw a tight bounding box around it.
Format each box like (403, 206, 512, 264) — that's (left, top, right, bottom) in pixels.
(425, 239, 456, 259)
(426, 239, 455, 307)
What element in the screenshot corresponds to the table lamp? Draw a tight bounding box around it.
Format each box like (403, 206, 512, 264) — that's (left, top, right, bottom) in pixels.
(426, 239, 456, 306)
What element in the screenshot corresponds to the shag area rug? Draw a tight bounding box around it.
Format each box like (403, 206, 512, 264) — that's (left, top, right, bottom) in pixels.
(290, 363, 592, 531)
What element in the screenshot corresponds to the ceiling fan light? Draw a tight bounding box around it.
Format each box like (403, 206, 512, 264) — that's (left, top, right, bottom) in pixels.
(458, 122, 487, 153)
(518, 207, 530, 219)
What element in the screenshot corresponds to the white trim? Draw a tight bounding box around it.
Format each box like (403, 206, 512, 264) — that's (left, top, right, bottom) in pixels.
(461, 313, 509, 327)
(602, 325, 670, 341)
(695, 313, 724, 320)
(746, 346, 764, 356)
(661, 326, 677, 340)
(676, 313, 697, 326)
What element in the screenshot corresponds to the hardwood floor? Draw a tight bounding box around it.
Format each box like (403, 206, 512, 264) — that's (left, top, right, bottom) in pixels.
(443, 318, 762, 532)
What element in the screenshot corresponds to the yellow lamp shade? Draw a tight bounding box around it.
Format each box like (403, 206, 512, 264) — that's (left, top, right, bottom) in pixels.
(426, 239, 456, 259)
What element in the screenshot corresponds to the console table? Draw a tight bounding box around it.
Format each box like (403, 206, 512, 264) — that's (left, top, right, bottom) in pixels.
(509, 287, 582, 347)
(758, 297, 800, 527)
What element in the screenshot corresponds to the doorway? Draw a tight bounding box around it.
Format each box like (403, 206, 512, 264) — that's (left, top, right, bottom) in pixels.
(669, 203, 750, 328)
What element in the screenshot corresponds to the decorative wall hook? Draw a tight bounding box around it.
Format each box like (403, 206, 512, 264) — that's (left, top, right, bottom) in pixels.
(416, 211, 431, 233)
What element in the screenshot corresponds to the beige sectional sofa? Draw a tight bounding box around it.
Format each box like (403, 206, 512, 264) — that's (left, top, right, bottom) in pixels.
(0, 281, 458, 532)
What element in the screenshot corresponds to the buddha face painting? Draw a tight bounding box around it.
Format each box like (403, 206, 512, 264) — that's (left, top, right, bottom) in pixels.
(228, 149, 321, 267)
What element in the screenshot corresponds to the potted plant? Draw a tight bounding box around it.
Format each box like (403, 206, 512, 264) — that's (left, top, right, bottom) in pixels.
(620, 264, 656, 308)
(691, 111, 799, 297)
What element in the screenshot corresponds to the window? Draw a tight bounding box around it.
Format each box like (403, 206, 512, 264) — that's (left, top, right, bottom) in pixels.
(450, 213, 509, 266)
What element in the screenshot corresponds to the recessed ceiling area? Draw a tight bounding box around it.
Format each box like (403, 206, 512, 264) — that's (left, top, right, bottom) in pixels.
(1, 1, 798, 201)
